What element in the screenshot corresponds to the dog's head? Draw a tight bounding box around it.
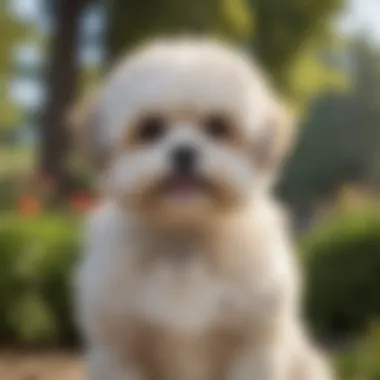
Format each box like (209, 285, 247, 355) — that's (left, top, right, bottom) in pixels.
(71, 39, 294, 227)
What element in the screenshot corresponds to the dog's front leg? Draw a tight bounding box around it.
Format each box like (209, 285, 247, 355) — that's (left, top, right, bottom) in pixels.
(86, 346, 144, 380)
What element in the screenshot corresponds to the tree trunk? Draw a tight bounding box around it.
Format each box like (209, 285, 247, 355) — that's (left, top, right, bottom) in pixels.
(39, 0, 88, 203)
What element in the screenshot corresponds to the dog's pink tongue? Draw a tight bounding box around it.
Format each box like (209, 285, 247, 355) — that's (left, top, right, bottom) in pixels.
(170, 176, 200, 193)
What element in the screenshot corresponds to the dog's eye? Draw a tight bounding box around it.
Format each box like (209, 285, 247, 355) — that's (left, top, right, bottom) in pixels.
(136, 116, 166, 143)
(203, 115, 231, 140)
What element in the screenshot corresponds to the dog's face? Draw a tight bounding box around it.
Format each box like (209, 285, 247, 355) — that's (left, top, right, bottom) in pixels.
(73, 40, 293, 227)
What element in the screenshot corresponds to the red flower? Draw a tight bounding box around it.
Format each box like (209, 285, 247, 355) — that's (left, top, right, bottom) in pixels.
(69, 193, 96, 212)
(17, 195, 41, 215)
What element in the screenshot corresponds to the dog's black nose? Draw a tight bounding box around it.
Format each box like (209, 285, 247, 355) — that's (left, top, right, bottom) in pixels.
(171, 146, 197, 173)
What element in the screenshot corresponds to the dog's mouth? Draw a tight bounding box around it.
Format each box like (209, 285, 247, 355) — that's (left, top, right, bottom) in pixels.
(159, 173, 210, 199)
(165, 174, 205, 196)
(141, 173, 236, 215)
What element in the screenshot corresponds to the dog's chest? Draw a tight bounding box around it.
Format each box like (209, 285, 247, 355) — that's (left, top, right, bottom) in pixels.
(131, 259, 249, 331)
(93, 233, 256, 333)
(88, 223, 288, 347)
(102, 250, 252, 335)
(100, 251, 256, 378)
(80, 214, 291, 378)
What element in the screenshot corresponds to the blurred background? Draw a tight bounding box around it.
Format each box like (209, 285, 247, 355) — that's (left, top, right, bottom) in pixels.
(1, 0, 380, 379)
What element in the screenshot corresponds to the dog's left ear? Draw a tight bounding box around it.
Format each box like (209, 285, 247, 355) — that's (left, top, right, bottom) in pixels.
(255, 94, 296, 171)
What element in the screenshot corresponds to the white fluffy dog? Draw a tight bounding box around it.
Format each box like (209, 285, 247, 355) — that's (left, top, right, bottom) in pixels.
(74, 38, 331, 380)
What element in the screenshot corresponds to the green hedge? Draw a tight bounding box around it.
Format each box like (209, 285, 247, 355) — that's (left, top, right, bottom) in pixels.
(0, 214, 80, 346)
(336, 322, 380, 380)
(302, 207, 380, 340)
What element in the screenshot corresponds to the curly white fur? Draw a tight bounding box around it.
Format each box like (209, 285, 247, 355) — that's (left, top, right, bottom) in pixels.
(74, 38, 332, 380)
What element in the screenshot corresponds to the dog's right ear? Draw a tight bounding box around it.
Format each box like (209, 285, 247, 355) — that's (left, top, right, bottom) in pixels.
(68, 90, 108, 169)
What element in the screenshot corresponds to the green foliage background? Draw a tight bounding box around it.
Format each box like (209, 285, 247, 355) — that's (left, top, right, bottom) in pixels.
(0, 214, 79, 345)
(1, 1, 380, 378)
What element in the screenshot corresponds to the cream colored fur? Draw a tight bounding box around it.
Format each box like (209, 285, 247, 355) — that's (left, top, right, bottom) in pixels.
(74, 38, 332, 380)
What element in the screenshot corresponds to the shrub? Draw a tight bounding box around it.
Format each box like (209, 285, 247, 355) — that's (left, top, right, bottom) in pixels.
(0, 175, 24, 211)
(335, 322, 380, 380)
(0, 214, 81, 346)
(302, 207, 380, 340)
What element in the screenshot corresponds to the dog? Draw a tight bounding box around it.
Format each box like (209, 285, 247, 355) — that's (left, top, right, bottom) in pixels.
(73, 38, 332, 380)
